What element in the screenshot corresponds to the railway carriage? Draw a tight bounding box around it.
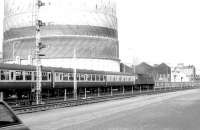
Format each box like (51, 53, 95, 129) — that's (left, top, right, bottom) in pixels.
(0, 63, 155, 103)
(0, 63, 141, 90)
(0, 63, 52, 90)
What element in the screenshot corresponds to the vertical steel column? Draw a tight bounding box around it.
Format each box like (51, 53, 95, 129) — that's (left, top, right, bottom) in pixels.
(0, 92, 3, 101)
(84, 88, 87, 99)
(132, 86, 134, 94)
(111, 86, 113, 96)
(64, 89, 67, 101)
(98, 88, 100, 97)
(58, 89, 59, 97)
(122, 86, 125, 95)
(73, 49, 77, 100)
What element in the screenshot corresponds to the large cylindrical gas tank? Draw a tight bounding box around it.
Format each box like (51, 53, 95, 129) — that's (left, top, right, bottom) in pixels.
(4, 0, 119, 72)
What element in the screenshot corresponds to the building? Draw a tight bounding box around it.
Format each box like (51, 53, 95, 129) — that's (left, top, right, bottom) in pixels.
(120, 62, 171, 82)
(133, 62, 171, 82)
(153, 63, 171, 82)
(3, 0, 119, 72)
(171, 63, 196, 82)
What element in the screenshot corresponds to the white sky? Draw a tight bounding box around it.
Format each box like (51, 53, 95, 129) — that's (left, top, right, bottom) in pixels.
(117, 0, 200, 67)
(1, 0, 200, 68)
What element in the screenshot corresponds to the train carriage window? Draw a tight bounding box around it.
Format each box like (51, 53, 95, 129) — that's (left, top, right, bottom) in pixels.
(119, 76, 122, 81)
(1, 70, 9, 80)
(115, 75, 118, 81)
(34, 72, 36, 80)
(63, 73, 69, 80)
(124, 76, 126, 81)
(59, 73, 63, 81)
(76, 73, 80, 81)
(11, 72, 14, 80)
(100, 75, 103, 81)
(25, 71, 32, 80)
(15, 71, 23, 80)
(96, 75, 100, 81)
(0, 70, 5, 80)
(84, 74, 88, 81)
(132, 76, 134, 81)
(129, 77, 131, 81)
(48, 72, 51, 80)
(92, 74, 96, 81)
(55, 72, 59, 81)
(5, 70, 9, 80)
(121, 76, 124, 81)
(114, 75, 116, 81)
(69, 73, 74, 81)
(116, 75, 119, 81)
(118, 76, 121, 81)
(107, 75, 110, 81)
(103, 75, 106, 81)
(107, 75, 111, 81)
(114, 75, 117, 81)
(42, 72, 48, 80)
(112, 75, 114, 81)
(80, 73, 84, 81)
(87, 74, 92, 81)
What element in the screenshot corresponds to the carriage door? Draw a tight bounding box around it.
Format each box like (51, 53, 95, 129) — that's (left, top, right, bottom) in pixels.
(10, 70, 15, 81)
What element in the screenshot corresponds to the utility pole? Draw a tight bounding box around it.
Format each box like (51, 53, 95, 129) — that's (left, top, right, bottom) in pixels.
(132, 60, 136, 94)
(133, 64, 136, 85)
(35, 0, 46, 104)
(73, 49, 77, 100)
(64, 89, 67, 101)
(0, 92, 3, 101)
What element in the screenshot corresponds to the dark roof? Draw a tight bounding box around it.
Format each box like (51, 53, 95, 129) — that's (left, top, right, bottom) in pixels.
(135, 62, 154, 75)
(154, 63, 171, 74)
(0, 63, 132, 76)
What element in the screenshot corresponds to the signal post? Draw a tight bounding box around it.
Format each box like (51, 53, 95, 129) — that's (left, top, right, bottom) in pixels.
(35, 0, 47, 104)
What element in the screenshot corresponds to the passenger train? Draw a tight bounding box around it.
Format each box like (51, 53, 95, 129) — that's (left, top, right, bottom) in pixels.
(0, 63, 151, 89)
(0, 63, 199, 105)
(0, 63, 154, 101)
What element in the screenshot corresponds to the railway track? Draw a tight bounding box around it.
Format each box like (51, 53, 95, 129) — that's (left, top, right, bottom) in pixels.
(11, 87, 197, 115)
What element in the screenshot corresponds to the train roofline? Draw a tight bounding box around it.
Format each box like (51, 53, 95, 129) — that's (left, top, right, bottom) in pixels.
(0, 63, 134, 76)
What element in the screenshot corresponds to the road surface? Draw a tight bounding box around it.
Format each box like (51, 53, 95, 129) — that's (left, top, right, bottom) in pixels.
(19, 89, 200, 130)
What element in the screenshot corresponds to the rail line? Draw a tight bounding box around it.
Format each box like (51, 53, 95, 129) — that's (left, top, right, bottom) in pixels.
(11, 87, 197, 115)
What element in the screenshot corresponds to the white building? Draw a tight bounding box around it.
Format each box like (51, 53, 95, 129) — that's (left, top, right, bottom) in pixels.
(171, 63, 196, 82)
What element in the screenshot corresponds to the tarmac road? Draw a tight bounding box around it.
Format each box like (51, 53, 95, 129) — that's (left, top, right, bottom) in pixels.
(20, 89, 200, 130)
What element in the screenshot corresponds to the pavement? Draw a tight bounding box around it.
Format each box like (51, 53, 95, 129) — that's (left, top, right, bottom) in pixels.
(19, 89, 200, 130)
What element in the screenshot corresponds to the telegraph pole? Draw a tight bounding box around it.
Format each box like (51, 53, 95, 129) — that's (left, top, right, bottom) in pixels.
(73, 49, 77, 100)
(35, 0, 46, 104)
